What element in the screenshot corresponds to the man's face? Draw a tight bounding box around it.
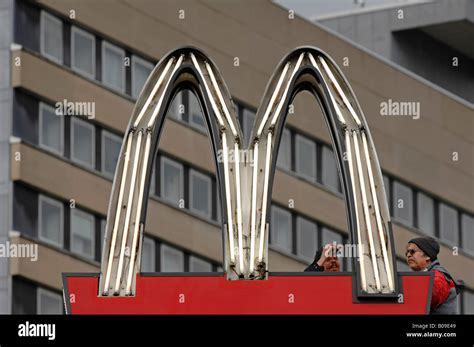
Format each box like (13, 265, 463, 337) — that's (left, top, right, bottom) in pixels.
(322, 256, 341, 272)
(406, 243, 430, 271)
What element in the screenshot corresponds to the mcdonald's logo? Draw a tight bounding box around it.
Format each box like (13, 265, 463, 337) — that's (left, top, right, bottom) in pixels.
(62, 47, 433, 314)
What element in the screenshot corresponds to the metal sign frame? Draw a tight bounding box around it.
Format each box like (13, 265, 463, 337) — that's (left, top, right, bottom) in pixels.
(65, 47, 409, 308)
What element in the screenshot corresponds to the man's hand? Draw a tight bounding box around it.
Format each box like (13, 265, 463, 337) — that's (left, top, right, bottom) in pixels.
(317, 243, 336, 267)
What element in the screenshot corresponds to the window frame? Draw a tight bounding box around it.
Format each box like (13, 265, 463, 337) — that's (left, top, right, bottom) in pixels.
(416, 191, 435, 237)
(321, 145, 340, 192)
(160, 244, 184, 272)
(461, 213, 474, 255)
(189, 168, 212, 219)
(71, 117, 96, 169)
(296, 215, 318, 262)
(40, 11, 63, 64)
(70, 25, 96, 79)
(187, 91, 206, 130)
(295, 134, 317, 182)
(70, 208, 96, 260)
(141, 236, 156, 273)
(101, 130, 122, 178)
(39, 102, 64, 156)
(276, 127, 291, 171)
(270, 205, 293, 254)
(189, 255, 212, 272)
(160, 156, 184, 205)
(169, 91, 184, 121)
(101, 40, 126, 93)
(392, 180, 414, 227)
(439, 203, 459, 246)
(38, 195, 64, 248)
(131, 55, 154, 99)
(37, 287, 63, 315)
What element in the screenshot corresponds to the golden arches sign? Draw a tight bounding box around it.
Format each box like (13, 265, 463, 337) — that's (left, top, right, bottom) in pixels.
(99, 46, 398, 299)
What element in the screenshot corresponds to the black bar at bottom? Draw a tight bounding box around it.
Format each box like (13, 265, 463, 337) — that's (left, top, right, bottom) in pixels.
(1, 314, 473, 346)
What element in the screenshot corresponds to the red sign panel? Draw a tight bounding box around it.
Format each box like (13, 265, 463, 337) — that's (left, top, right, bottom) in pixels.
(63, 273, 432, 314)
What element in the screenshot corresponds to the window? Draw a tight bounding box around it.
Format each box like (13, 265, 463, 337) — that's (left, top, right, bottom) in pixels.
(39, 102, 64, 155)
(243, 108, 256, 147)
(189, 169, 212, 219)
(40, 11, 63, 64)
(417, 192, 435, 236)
(270, 206, 292, 253)
(160, 244, 184, 272)
(102, 41, 125, 92)
(461, 214, 474, 254)
(296, 216, 317, 262)
(71, 26, 95, 78)
(393, 181, 413, 226)
(70, 209, 95, 260)
(37, 288, 63, 314)
(188, 91, 205, 129)
(465, 291, 474, 314)
(189, 256, 212, 272)
(277, 128, 291, 171)
(168, 91, 184, 120)
(321, 227, 343, 248)
(149, 162, 156, 196)
(141, 236, 155, 272)
(295, 134, 316, 181)
(71, 118, 95, 168)
(132, 55, 154, 99)
(38, 195, 63, 248)
(101, 130, 122, 178)
(321, 146, 339, 192)
(160, 157, 184, 205)
(439, 203, 459, 245)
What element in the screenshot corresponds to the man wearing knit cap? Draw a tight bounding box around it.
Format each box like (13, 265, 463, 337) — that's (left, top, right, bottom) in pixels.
(406, 236, 460, 314)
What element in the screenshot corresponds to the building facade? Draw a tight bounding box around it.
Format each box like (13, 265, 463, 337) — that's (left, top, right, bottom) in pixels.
(0, 0, 472, 314)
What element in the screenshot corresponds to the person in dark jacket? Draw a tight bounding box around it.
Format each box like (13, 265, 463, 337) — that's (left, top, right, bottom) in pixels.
(304, 244, 341, 272)
(406, 236, 460, 314)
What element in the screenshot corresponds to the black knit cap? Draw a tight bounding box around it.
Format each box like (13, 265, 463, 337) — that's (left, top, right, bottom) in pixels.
(408, 236, 440, 260)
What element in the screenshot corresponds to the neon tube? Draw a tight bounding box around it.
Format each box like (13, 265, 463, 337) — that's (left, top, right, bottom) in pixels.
(256, 63, 290, 136)
(147, 54, 184, 129)
(250, 141, 259, 272)
(206, 62, 238, 138)
(258, 132, 273, 262)
(352, 130, 381, 292)
(114, 131, 143, 294)
(222, 135, 235, 263)
(190, 53, 225, 127)
(234, 141, 244, 274)
(103, 133, 133, 295)
(133, 57, 174, 128)
(361, 131, 394, 291)
(125, 132, 152, 294)
(308, 53, 346, 125)
(318, 56, 362, 126)
(270, 52, 305, 126)
(345, 130, 367, 292)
